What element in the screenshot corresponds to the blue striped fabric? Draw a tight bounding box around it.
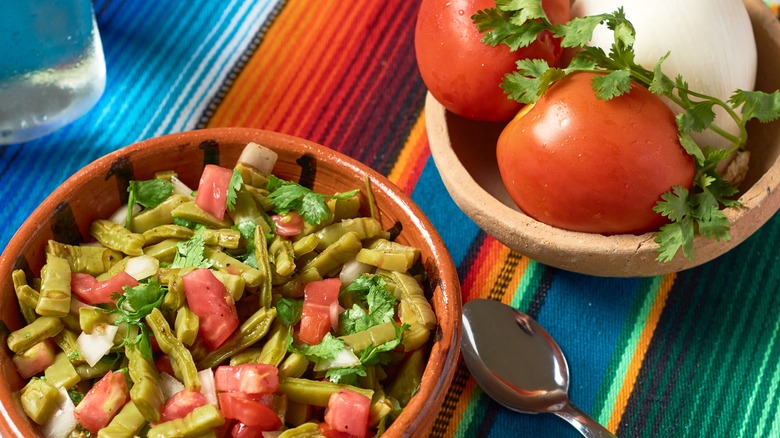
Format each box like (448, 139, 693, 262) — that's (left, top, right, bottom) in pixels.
(1, 2, 779, 438)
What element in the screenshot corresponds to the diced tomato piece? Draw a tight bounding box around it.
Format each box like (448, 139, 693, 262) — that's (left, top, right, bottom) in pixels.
(214, 364, 279, 394)
(160, 390, 209, 423)
(271, 212, 303, 237)
(319, 422, 354, 438)
(74, 370, 130, 433)
(218, 392, 282, 431)
(71, 271, 139, 305)
(231, 421, 267, 438)
(154, 354, 175, 377)
(324, 389, 370, 438)
(12, 341, 55, 379)
(195, 164, 233, 220)
(299, 278, 341, 345)
(182, 268, 239, 350)
(71, 272, 97, 296)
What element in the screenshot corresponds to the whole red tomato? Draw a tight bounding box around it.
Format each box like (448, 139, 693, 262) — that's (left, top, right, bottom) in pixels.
(415, 0, 570, 122)
(496, 72, 695, 235)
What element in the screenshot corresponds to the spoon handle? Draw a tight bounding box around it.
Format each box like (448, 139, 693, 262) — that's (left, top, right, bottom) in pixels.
(554, 402, 617, 438)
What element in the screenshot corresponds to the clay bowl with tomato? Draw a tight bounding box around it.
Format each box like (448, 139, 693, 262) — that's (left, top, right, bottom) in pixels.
(0, 128, 461, 437)
(424, 0, 780, 277)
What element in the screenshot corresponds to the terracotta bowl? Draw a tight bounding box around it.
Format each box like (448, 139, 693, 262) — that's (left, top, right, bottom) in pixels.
(427, 0, 780, 277)
(0, 128, 462, 437)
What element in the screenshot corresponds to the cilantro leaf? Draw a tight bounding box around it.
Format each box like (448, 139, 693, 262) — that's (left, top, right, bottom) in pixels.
(648, 53, 675, 96)
(110, 279, 166, 360)
(277, 298, 303, 326)
(125, 178, 173, 229)
(340, 274, 398, 335)
(591, 69, 631, 100)
(679, 101, 717, 133)
(358, 323, 408, 366)
(654, 219, 695, 262)
(730, 89, 780, 123)
(67, 388, 85, 405)
(130, 179, 173, 209)
(496, 0, 547, 21)
(227, 169, 243, 212)
(121, 279, 167, 317)
(289, 333, 346, 362)
(326, 365, 367, 385)
(300, 193, 331, 225)
(172, 217, 200, 229)
(501, 59, 556, 104)
(171, 228, 212, 269)
(676, 128, 705, 165)
(653, 186, 690, 223)
(234, 221, 259, 268)
(472, 8, 521, 48)
(553, 14, 611, 48)
(267, 175, 359, 225)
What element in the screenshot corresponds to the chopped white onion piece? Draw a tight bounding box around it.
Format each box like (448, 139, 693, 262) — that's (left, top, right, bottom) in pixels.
(238, 142, 278, 175)
(41, 387, 77, 438)
(76, 324, 119, 367)
(339, 259, 374, 286)
(160, 372, 186, 400)
(109, 203, 141, 225)
(198, 368, 219, 407)
(313, 347, 361, 372)
(124, 255, 160, 280)
(171, 176, 196, 199)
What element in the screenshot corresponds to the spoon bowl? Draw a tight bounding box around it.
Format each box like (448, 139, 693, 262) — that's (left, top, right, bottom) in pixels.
(461, 299, 616, 438)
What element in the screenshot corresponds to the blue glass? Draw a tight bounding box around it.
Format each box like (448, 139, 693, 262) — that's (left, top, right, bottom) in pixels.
(0, 0, 105, 144)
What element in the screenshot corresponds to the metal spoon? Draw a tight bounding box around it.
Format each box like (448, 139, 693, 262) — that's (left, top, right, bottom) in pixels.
(461, 299, 617, 438)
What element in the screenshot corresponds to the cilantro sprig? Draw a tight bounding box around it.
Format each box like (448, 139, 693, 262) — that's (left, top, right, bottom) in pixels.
(170, 227, 213, 269)
(340, 275, 397, 335)
(108, 279, 167, 360)
(227, 169, 243, 212)
(125, 179, 173, 229)
(267, 175, 360, 226)
(473, 1, 780, 261)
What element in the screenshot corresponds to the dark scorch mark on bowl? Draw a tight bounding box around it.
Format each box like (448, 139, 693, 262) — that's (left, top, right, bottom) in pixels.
(387, 221, 403, 241)
(200, 140, 220, 166)
(51, 202, 83, 246)
(106, 156, 134, 205)
(296, 154, 316, 189)
(12, 256, 32, 284)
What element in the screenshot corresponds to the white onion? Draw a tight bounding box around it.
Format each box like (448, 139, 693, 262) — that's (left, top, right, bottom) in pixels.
(41, 388, 77, 438)
(109, 203, 141, 225)
(76, 324, 119, 367)
(124, 255, 160, 280)
(160, 372, 186, 400)
(238, 142, 278, 175)
(571, 0, 757, 159)
(171, 176, 196, 199)
(313, 347, 361, 372)
(198, 368, 219, 407)
(339, 259, 374, 286)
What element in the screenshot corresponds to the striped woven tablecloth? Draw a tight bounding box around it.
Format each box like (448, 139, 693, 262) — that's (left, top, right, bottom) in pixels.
(1, 1, 779, 437)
